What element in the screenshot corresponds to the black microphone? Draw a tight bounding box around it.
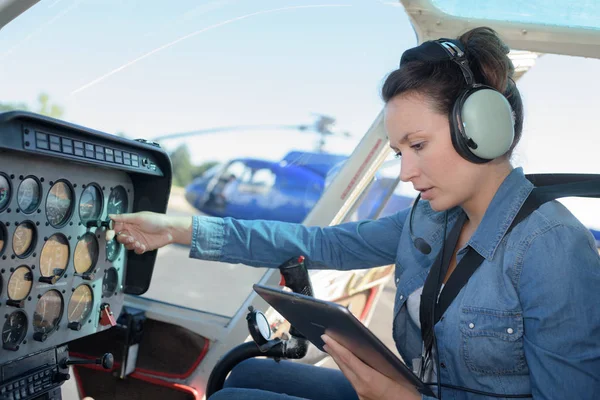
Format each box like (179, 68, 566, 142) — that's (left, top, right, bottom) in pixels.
(409, 193, 432, 254)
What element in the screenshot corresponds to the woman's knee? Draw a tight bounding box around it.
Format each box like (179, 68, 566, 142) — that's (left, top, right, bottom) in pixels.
(208, 388, 248, 400)
(224, 358, 274, 388)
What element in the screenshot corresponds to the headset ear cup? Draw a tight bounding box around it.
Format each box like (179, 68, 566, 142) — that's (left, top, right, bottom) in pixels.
(451, 86, 515, 163)
(450, 90, 491, 164)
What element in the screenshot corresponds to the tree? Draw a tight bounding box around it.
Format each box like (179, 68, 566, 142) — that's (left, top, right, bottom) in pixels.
(170, 144, 194, 187)
(0, 92, 64, 118)
(169, 144, 219, 187)
(36, 93, 64, 118)
(192, 161, 219, 179)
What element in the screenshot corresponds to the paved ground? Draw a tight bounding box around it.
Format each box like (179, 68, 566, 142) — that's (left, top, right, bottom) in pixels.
(61, 188, 399, 398)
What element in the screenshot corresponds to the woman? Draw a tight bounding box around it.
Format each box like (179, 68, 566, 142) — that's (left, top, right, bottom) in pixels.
(106, 27, 600, 399)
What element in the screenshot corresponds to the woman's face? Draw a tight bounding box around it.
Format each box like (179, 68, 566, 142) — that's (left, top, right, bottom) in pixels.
(384, 92, 483, 211)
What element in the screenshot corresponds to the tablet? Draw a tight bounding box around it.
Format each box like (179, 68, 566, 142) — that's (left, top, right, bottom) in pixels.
(253, 284, 436, 398)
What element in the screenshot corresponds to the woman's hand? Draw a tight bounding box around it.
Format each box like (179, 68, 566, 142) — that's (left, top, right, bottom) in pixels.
(105, 211, 192, 254)
(322, 334, 421, 400)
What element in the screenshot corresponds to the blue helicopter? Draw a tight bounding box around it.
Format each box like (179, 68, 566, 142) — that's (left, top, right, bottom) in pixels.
(184, 150, 415, 222)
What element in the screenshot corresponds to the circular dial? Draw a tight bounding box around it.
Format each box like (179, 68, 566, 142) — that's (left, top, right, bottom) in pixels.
(2, 311, 28, 349)
(107, 186, 128, 215)
(33, 290, 63, 334)
(247, 309, 271, 345)
(40, 234, 69, 279)
(0, 223, 6, 256)
(46, 181, 74, 227)
(17, 177, 41, 214)
(12, 222, 36, 257)
(102, 268, 119, 297)
(256, 311, 271, 340)
(79, 184, 103, 222)
(0, 173, 10, 211)
(7, 266, 32, 301)
(105, 238, 121, 262)
(74, 233, 99, 274)
(68, 284, 94, 324)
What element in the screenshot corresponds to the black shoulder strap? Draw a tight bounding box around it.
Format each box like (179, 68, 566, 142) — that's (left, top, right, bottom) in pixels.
(434, 189, 544, 322)
(420, 173, 600, 353)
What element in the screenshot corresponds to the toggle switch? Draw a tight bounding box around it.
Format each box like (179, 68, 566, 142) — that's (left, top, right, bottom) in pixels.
(99, 304, 116, 327)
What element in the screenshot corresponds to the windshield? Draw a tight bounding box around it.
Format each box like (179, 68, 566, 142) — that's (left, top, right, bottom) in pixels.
(1, 0, 599, 316)
(432, 0, 600, 30)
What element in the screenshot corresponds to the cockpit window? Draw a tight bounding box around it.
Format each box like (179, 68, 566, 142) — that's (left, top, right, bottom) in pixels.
(432, 0, 600, 30)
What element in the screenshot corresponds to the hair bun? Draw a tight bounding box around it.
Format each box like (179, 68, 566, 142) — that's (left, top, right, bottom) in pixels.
(458, 27, 513, 92)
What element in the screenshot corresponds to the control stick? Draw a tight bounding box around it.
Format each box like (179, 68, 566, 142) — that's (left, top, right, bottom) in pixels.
(59, 353, 114, 370)
(206, 256, 313, 398)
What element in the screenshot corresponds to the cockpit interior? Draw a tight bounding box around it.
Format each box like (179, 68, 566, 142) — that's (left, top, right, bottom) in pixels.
(0, 111, 176, 400)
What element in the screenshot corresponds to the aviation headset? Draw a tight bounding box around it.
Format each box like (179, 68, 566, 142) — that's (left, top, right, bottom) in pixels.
(399, 38, 515, 164)
(402, 38, 517, 255)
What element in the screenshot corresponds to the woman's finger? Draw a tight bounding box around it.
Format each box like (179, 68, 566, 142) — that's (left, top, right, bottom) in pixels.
(112, 221, 125, 233)
(323, 335, 369, 375)
(105, 230, 116, 241)
(324, 343, 361, 384)
(115, 234, 134, 244)
(134, 242, 145, 254)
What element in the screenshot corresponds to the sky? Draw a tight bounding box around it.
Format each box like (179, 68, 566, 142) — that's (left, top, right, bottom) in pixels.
(1, 0, 599, 227)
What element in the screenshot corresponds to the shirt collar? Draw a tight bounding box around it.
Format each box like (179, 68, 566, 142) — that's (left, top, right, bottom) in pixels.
(467, 167, 534, 261)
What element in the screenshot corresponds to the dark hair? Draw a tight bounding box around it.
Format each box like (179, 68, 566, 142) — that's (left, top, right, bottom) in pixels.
(381, 27, 523, 158)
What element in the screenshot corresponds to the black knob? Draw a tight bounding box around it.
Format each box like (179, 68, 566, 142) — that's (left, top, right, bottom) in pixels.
(81, 273, 95, 281)
(101, 353, 114, 369)
(38, 276, 56, 284)
(53, 372, 70, 383)
(86, 220, 100, 228)
(6, 299, 24, 308)
(33, 332, 48, 342)
(68, 322, 82, 331)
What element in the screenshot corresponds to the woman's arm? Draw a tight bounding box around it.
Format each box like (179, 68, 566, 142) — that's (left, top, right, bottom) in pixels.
(518, 224, 600, 398)
(189, 208, 410, 271)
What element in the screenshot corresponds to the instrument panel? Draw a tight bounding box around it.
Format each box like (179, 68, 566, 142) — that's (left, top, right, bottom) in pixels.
(0, 151, 132, 362)
(0, 110, 171, 399)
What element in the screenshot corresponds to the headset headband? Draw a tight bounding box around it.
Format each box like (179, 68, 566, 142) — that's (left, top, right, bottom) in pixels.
(400, 39, 475, 86)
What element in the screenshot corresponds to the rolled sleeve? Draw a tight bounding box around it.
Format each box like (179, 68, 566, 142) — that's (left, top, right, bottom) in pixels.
(188, 209, 410, 271)
(189, 215, 226, 261)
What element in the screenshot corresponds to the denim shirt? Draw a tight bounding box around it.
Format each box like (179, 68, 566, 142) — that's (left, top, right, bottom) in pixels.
(190, 167, 600, 399)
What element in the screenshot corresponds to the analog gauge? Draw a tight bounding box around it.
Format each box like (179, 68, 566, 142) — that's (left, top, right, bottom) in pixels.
(46, 181, 74, 227)
(17, 177, 41, 214)
(107, 186, 128, 215)
(74, 233, 98, 274)
(12, 222, 36, 258)
(79, 184, 103, 222)
(40, 234, 69, 279)
(0, 222, 6, 257)
(105, 238, 121, 262)
(102, 268, 119, 297)
(8, 266, 33, 301)
(33, 290, 63, 334)
(0, 173, 10, 211)
(2, 311, 28, 350)
(68, 284, 94, 324)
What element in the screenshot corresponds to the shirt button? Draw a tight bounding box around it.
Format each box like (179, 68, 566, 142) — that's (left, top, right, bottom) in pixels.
(440, 362, 446, 368)
(507, 328, 514, 334)
(468, 323, 475, 329)
(395, 278, 400, 283)
(399, 295, 404, 300)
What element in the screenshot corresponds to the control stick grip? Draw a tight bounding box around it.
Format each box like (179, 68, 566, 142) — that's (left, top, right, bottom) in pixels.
(278, 256, 313, 340)
(278, 256, 313, 297)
